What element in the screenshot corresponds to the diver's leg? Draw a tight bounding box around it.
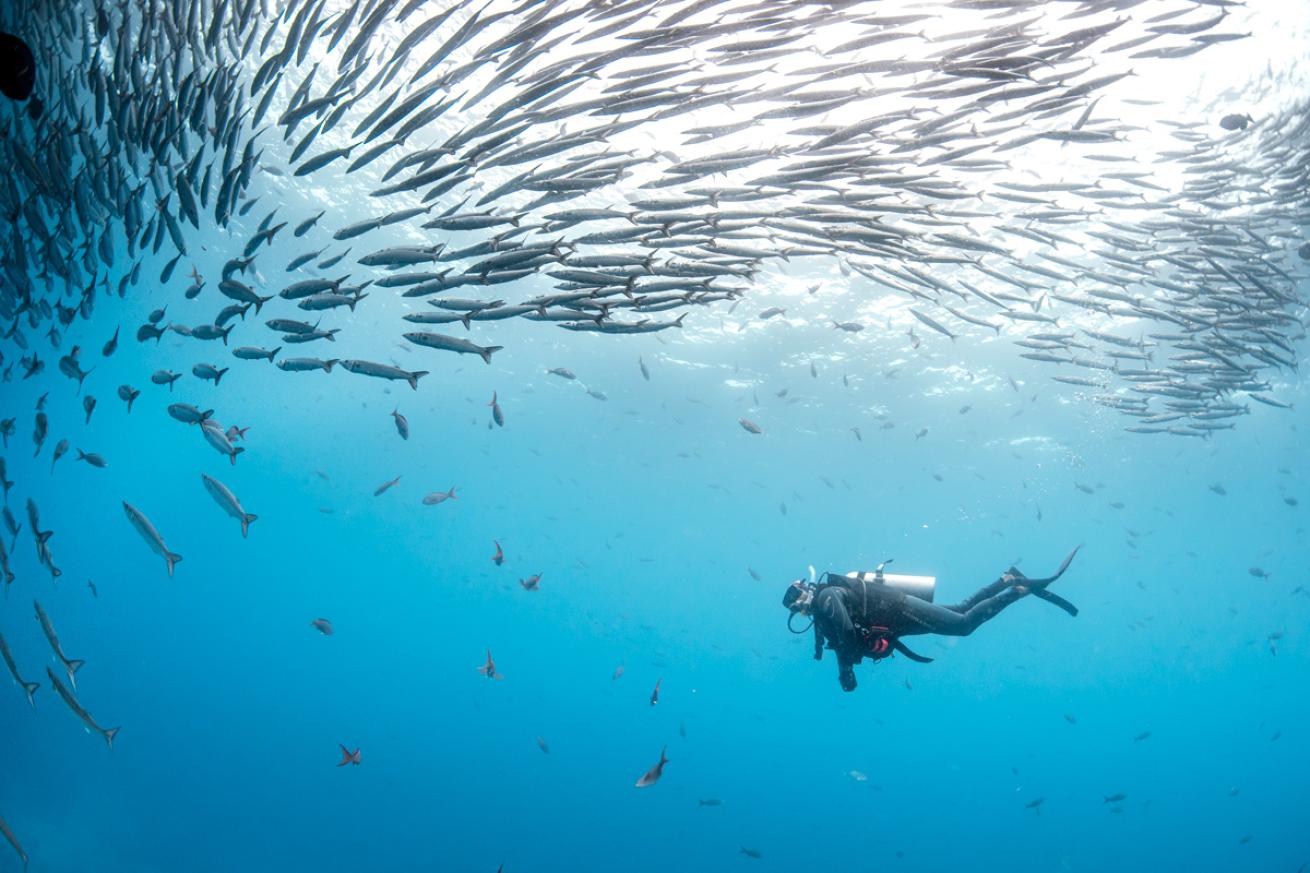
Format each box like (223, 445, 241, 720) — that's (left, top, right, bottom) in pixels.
(898, 586, 1030, 637)
(942, 569, 1023, 612)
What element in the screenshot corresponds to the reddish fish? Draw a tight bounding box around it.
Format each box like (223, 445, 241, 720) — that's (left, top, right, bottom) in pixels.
(650, 678, 661, 706)
(491, 540, 504, 565)
(477, 649, 504, 680)
(337, 745, 361, 766)
(635, 747, 669, 788)
(310, 618, 334, 635)
(488, 391, 504, 427)
(519, 573, 540, 591)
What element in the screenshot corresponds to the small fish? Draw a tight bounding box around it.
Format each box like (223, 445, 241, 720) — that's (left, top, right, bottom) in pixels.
(758, 307, 785, 319)
(547, 367, 576, 380)
(914, 428, 928, 440)
(851, 427, 862, 442)
(50, 438, 70, 471)
(0, 632, 40, 707)
(391, 408, 410, 440)
(848, 770, 868, 782)
(699, 798, 722, 807)
(122, 502, 182, 577)
(519, 573, 541, 591)
(374, 476, 402, 497)
(1209, 483, 1227, 496)
(1133, 731, 1152, 742)
(1064, 713, 1077, 725)
(612, 665, 625, 680)
(201, 474, 258, 537)
(0, 812, 29, 871)
(491, 540, 504, 565)
(635, 747, 668, 788)
(102, 326, 120, 357)
(739, 418, 762, 434)
(740, 847, 763, 860)
(650, 678, 661, 706)
(75, 449, 107, 468)
(311, 618, 334, 636)
(46, 666, 118, 749)
(422, 487, 458, 506)
(117, 384, 141, 412)
(1025, 797, 1045, 811)
(488, 391, 504, 427)
(1248, 567, 1270, 579)
(87, 579, 98, 598)
(83, 394, 97, 424)
(535, 736, 550, 754)
(747, 567, 761, 581)
(639, 357, 650, 381)
(337, 745, 361, 767)
(1103, 793, 1126, 804)
(477, 649, 504, 680)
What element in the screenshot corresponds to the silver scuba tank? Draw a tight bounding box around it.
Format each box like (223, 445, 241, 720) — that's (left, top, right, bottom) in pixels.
(843, 569, 936, 602)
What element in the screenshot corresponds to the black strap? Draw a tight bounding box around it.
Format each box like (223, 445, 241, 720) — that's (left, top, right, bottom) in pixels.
(893, 639, 934, 663)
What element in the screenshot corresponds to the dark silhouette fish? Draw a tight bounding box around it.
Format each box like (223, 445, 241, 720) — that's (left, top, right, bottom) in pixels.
(337, 745, 361, 766)
(0, 810, 28, 871)
(477, 649, 503, 680)
(491, 540, 504, 566)
(635, 747, 668, 788)
(46, 667, 118, 750)
(311, 619, 334, 636)
(0, 632, 39, 707)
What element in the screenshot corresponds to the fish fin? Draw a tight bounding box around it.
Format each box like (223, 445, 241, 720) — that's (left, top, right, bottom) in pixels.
(253, 295, 274, 314)
(66, 659, 85, 677)
(215, 368, 229, 385)
(268, 347, 281, 362)
(229, 447, 244, 465)
(166, 551, 183, 577)
(23, 681, 38, 707)
(408, 371, 428, 390)
(103, 726, 120, 750)
(325, 359, 338, 372)
(337, 744, 353, 766)
(241, 514, 257, 538)
(480, 345, 503, 364)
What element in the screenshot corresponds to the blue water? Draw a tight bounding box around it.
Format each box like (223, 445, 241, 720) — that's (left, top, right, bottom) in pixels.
(3, 0, 1310, 868)
(2, 267, 1307, 871)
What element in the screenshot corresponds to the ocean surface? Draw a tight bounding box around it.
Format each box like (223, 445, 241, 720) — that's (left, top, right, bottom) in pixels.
(1, 1, 1308, 871)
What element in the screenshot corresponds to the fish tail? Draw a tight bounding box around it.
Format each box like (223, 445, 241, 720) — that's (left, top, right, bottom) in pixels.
(103, 726, 120, 751)
(215, 368, 229, 385)
(230, 447, 245, 465)
(221, 326, 232, 345)
(241, 514, 257, 538)
(325, 359, 338, 372)
(408, 371, 428, 390)
(166, 551, 183, 577)
(268, 347, 281, 362)
(66, 659, 85, 678)
(480, 345, 503, 364)
(23, 681, 38, 707)
(254, 294, 274, 314)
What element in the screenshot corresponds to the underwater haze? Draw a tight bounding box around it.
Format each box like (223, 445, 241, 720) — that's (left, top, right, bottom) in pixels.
(1, 0, 1308, 871)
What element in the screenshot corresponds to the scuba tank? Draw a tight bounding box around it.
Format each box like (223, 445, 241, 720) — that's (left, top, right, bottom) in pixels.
(842, 563, 936, 603)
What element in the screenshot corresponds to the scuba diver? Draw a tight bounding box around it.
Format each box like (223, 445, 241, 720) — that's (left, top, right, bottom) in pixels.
(783, 547, 1081, 691)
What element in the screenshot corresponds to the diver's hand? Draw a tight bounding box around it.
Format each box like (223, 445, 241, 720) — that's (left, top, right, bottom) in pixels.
(839, 665, 857, 692)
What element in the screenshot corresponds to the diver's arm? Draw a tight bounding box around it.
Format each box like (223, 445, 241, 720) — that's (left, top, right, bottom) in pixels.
(814, 588, 859, 690)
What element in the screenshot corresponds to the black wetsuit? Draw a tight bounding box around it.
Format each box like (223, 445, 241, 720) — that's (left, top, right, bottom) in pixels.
(812, 567, 1063, 691)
